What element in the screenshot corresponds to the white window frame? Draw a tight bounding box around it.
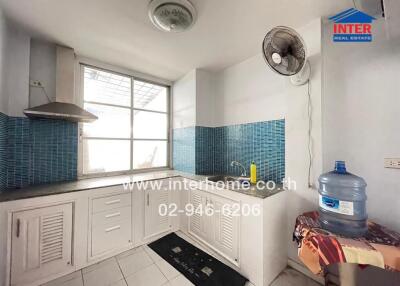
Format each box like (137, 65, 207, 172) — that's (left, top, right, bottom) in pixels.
(77, 62, 172, 178)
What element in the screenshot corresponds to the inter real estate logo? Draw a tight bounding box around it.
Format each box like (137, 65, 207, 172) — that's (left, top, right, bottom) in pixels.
(329, 8, 376, 42)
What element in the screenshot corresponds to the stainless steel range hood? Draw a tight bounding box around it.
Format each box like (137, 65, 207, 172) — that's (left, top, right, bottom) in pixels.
(24, 46, 97, 123)
(24, 102, 97, 122)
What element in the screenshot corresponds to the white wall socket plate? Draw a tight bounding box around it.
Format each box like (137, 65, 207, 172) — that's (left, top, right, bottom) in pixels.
(29, 79, 43, 87)
(384, 158, 400, 169)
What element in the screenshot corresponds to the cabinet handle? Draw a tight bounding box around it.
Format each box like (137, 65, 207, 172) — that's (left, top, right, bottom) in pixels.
(147, 193, 150, 206)
(105, 225, 121, 232)
(105, 212, 121, 218)
(105, 199, 121, 205)
(16, 219, 20, 238)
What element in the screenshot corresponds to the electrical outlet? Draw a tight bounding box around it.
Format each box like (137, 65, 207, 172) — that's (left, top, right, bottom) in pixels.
(29, 79, 43, 87)
(384, 158, 400, 169)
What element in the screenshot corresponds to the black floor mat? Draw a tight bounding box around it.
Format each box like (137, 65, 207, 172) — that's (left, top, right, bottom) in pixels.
(148, 233, 248, 286)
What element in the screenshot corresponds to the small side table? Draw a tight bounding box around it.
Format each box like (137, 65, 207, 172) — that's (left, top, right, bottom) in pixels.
(293, 211, 400, 278)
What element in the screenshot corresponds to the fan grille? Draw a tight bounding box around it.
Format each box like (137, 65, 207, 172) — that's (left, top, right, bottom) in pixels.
(262, 26, 306, 76)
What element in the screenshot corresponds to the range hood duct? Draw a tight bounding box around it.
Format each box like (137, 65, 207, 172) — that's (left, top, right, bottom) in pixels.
(24, 46, 97, 123)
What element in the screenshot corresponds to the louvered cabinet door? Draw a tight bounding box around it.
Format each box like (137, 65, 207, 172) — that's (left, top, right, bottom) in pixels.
(11, 203, 73, 286)
(188, 189, 206, 240)
(144, 187, 172, 238)
(212, 195, 240, 264)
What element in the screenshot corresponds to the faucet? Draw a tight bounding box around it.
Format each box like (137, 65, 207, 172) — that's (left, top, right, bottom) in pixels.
(230, 161, 247, 177)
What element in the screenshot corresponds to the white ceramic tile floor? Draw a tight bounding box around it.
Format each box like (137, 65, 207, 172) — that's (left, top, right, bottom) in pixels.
(270, 268, 322, 286)
(167, 274, 194, 286)
(118, 250, 154, 277)
(125, 264, 167, 286)
(83, 258, 124, 286)
(42, 231, 317, 286)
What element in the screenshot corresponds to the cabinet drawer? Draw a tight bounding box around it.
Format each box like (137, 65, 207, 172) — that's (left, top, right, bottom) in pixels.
(92, 193, 131, 213)
(92, 206, 131, 227)
(91, 219, 132, 257)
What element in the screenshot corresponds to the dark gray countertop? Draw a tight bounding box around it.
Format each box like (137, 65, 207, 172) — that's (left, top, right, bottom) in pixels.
(0, 171, 180, 202)
(0, 171, 285, 202)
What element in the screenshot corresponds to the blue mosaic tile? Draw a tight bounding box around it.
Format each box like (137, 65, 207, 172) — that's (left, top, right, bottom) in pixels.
(30, 119, 78, 185)
(6, 116, 78, 189)
(0, 113, 8, 191)
(195, 126, 215, 175)
(7, 117, 32, 189)
(173, 119, 285, 183)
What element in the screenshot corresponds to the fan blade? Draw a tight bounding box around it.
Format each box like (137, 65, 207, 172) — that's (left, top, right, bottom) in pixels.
(271, 31, 296, 54)
(283, 54, 300, 74)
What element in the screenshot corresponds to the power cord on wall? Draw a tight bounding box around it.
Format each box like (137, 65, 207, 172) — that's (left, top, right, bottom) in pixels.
(307, 79, 315, 189)
(28, 80, 52, 107)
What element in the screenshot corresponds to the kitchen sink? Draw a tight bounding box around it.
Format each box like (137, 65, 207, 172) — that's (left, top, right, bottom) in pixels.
(207, 175, 238, 183)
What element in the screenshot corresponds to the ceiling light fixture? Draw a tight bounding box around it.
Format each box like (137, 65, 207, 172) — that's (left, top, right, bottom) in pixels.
(148, 0, 197, 32)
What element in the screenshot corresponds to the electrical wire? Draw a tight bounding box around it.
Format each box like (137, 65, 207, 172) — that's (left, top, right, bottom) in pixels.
(40, 86, 52, 103)
(307, 79, 314, 189)
(28, 83, 52, 108)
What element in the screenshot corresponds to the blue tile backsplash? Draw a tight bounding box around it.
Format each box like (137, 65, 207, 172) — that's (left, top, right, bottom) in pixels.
(0, 113, 8, 191)
(2, 112, 283, 190)
(173, 119, 285, 183)
(0, 112, 78, 190)
(7, 117, 32, 189)
(29, 119, 78, 186)
(195, 126, 216, 175)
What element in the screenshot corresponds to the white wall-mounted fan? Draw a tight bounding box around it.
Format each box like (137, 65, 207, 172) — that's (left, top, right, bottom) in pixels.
(263, 26, 315, 188)
(262, 26, 310, 86)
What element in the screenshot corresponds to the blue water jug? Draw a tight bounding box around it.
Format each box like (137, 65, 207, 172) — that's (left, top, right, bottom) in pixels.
(318, 161, 368, 238)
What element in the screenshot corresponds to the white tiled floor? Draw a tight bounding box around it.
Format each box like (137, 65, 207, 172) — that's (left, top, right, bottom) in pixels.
(270, 268, 321, 286)
(42, 231, 319, 286)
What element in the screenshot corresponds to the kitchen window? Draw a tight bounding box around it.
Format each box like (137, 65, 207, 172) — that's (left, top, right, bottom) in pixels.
(80, 65, 170, 175)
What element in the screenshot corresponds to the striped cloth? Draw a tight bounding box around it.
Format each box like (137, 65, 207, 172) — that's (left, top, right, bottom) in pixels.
(293, 211, 400, 275)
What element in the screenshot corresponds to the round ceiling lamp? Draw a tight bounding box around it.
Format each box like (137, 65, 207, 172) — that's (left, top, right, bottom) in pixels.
(148, 0, 197, 32)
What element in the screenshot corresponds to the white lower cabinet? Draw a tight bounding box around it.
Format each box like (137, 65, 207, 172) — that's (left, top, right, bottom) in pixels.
(89, 192, 132, 259)
(10, 203, 73, 286)
(188, 189, 209, 240)
(1, 177, 287, 286)
(188, 189, 240, 265)
(144, 183, 172, 238)
(212, 195, 240, 263)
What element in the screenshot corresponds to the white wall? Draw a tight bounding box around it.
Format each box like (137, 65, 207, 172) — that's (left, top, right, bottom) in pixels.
(195, 69, 216, 127)
(322, 18, 400, 233)
(1, 19, 30, 117)
(172, 68, 216, 128)
(214, 53, 287, 126)
(172, 69, 196, 129)
(0, 15, 52, 116)
(285, 19, 323, 263)
(0, 8, 8, 114)
(214, 19, 323, 265)
(29, 40, 57, 107)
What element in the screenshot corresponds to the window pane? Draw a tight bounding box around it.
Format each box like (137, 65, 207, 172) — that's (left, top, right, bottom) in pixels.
(83, 139, 130, 174)
(83, 103, 130, 138)
(133, 141, 167, 169)
(84, 66, 131, 106)
(133, 111, 167, 139)
(134, 80, 167, 112)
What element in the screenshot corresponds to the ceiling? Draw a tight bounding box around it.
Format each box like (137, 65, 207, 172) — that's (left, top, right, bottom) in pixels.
(0, 0, 352, 81)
